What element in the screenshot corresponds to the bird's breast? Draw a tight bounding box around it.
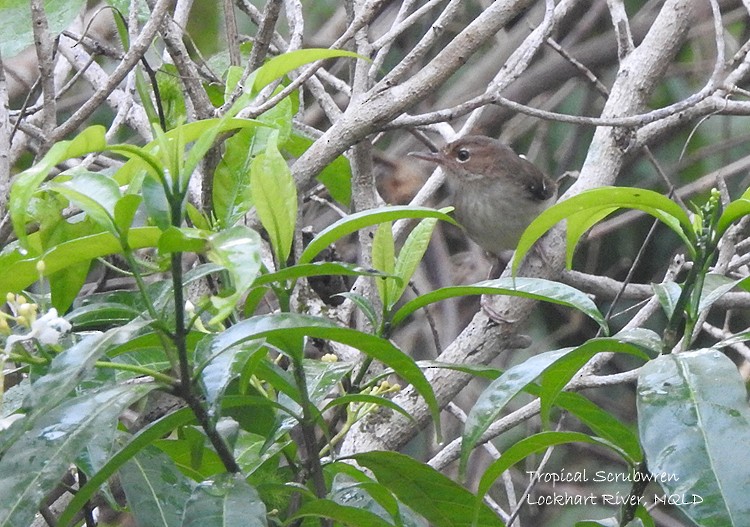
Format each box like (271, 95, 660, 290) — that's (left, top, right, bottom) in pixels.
(452, 180, 552, 255)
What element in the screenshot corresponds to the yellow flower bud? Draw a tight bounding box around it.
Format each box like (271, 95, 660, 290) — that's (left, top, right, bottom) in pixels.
(320, 353, 338, 363)
(6, 292, 14, 303)
(36, 260, 46, 274)
(0, 317, 10, 335)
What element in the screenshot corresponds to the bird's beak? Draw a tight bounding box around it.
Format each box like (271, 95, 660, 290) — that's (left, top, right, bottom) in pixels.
(408, 150, 445, 164)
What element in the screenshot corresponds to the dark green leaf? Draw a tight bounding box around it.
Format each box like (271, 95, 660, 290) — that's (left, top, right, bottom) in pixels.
(0, 384, 154, 527)
(354, 451, 502, 527)
(299, 207, 456, 265)
(182, 473, 267, 527)
(291, 499, 396, 527)
(637, 350, 750, 525)
(199, 313, 440, 436)
(119, 446, 195, 527)
(390, 277, 607, 333)
(477, 431, 630, 498)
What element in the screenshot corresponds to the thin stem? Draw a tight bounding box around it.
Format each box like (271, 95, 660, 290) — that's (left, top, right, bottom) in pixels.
(290, 354, 328, 499)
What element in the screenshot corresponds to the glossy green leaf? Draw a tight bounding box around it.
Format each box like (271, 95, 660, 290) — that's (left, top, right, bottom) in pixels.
(49, 172, 121, 233)
(250, 133, 297, 264)
(207, 226, 263, 324)
(555, 392, 643, 463)
(538, 338, 649, 431)
(476, 431, 630, 498)
(0, 384, 154, 527)
(213, 128, 255, 228)
(197, 313, 440, 435)
(512, 187, 695, 275)
(291, 499, 396, 527)
(10, 125, 107, 245)
(119, 446, 196, 527)
(0, 0, 86, 57)
(183, 474, 267, 527)
(299, 207, 456, 265)
(253, 261, 387, 287)
(717, 198, 750, 236)
(57, 408, 197, 527)
(23, 320, 149, 416)
(114, 194, 143, 235)
(462, 339, 647, 474)
(637, 350, 750, 526)
(0, 227, 161, 295)
(354, 451, 502, 527)
(252, 48, 362, 91)
(652, 281, 681, 319)
(390, 218, 438, 309)
(372, 222, 395, 309)
(196, 336, 264, 421)
(159, 226, 210, 253)
(285, 133, 352, 205)
(390, 277, 607, 332)
(142, 169, 172, 229)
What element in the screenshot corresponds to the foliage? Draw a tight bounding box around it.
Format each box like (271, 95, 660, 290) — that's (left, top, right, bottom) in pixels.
(1, 2, 750, 527)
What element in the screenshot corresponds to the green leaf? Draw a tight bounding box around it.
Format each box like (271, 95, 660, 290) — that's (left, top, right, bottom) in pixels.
(652, 282, 681, 319)
(372, 222, 395, 309)
(538, 338, 649, 431)
(299, 207, 456, 265)
(717, 198, 750, 236)
(284, 133, 352, 205)
(119, 446, 196, 527)
(0, 384, 154, 527)
(207, 226, 263, 324)
(476, 431, 630, 498)
(698, 273, 743, 313)
(196, 336, 264, 421)
(156, 64, 188, 130)
(353, 451, 502, 527)
(48, 172, 122, 234)
(390, 218, 438, 309)
(159, 226, 210, 253)
(57, 408, 198, 527)
(390, 277, 607, 332)
(253, 261, 388, 287)
(461, 339, 647, 474)
(142, 174, 172, 229)
(0, 0, 87, 57)
(637, 350, 750, 526)
(114, 194, 143, 236)
(213, 129, 255, 228)
(10, 125, 107, 245)
(512, 187, 695, 275)
(198, 313, 441, 436)
(250, 133, 297, 264)
(0, 227, 161, 295)
(183, 474, 267, 527)
(252, 48, 362, 91)
(23, 320, 149, 416)
(555, 392, 643, 463)
(291, 499, 396, 527)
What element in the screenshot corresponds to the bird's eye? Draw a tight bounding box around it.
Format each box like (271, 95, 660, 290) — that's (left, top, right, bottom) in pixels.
(456, 149, 470, 162)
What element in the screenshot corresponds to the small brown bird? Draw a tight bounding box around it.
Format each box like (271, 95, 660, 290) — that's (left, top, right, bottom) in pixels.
(410, 135, 557, 258)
